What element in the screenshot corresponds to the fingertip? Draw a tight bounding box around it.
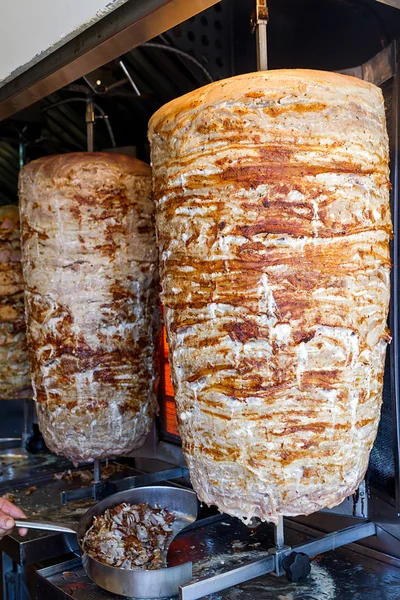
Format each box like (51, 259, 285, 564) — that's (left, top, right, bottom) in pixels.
(18, 528, 28, 537)
(9, 505, 27, 519)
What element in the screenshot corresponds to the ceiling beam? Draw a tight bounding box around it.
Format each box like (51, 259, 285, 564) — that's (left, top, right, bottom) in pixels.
(0, 0, 220, 120)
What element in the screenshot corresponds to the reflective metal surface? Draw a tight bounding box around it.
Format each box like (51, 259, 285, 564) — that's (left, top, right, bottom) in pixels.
(17, 485, 198, 598)
(180, 522, 377, 599)
(252, 0, 268, 71)
(293, 522, 377, 560)
(0, 461, 139, 565)
(83, 555, 193, 599)
(14, 520, 77, 534)
(0, 450, 74, 488)
(76, 486, 198, 598)
(37, 516, 400, 600)
(75, 485, 198, 545)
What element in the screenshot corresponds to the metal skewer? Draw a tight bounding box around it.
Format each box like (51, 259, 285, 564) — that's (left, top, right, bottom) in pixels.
(274, 516, 284, 550)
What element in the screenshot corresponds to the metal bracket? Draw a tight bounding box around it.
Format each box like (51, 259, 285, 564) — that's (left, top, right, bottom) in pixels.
(251, 0, 268, 71)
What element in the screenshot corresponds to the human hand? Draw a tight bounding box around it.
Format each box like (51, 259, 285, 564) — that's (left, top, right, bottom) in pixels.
(0, 497, 28, 539)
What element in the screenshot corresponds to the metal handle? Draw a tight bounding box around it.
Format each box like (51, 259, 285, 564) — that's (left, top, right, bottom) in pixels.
(14, 519, 77, 535)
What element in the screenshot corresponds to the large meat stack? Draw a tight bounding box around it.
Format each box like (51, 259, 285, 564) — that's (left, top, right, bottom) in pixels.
(18, 153, 159, 462)
(149, 70, 392, 523)
(0, 205, 31, 399)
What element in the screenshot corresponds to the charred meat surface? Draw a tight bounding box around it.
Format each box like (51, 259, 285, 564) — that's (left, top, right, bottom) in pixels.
(18, 152, 159, 462)
(82, 502, 175, 570)
(0, 205, 31, 399)
(149, 69, 391, 524)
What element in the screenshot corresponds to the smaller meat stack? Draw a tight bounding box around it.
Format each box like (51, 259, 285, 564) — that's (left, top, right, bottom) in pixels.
(19, 153, 159, 462)
(0, 205, 31, 399)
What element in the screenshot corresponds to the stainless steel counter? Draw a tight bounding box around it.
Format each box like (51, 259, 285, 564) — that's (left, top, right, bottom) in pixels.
(0, 457, 148, 600)
(37, 516, 400, 600)
(0, 449, 73, 488)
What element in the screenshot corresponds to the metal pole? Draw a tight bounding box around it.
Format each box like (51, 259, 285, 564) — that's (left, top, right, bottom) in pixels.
(119, 60, 141, 96)
(93, 459, 101, 485)
(86, 96, 95, 152)
(274, 516, 284, 550)
(22, 399, 34, 449)
(252, 0, 268, 71)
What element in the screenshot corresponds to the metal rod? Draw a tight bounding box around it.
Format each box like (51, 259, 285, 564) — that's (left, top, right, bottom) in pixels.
(274, 516, 284, 550)
(256, 22, 268, 71)
(43, 97, 116, 148)
(119, 60, 141, 96)
(93, 459, 101, 485)
(22, 399, 34, 449)
(294, 521, 377, 558)
(14, 519, 77, 535)
(94, 103, 116, 148)
(179, 521, 376, 600)
(18, 139, 25, 170)
(0, 0, 220, 120)
(106, 77, 129, 91)
(180, 554, 276, 600)
(86, 97, 95, 152)
(252, 0, 268, 71)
